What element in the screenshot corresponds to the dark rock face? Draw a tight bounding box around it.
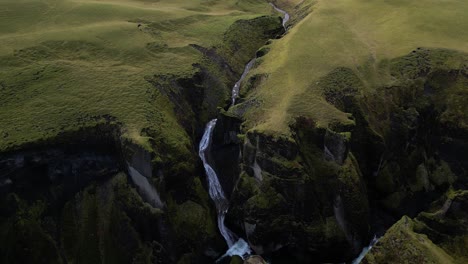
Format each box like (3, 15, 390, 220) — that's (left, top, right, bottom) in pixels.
(0, 148, 120, 197)
(212, 111, 243, 147)
(0, 128, 171, 264)
(0, 172, 172, 264)
(2, 124, 162, 261)
(227, 120, 370, 263)
(355, 50, 468, 222)
(0, 15, 285, 264)
(0, 124, 123, 199)
(211, 111, 243, 197)
(324, 129, 349, 165)
(222, 49, 467, 263)
(0, 125, 219, 264)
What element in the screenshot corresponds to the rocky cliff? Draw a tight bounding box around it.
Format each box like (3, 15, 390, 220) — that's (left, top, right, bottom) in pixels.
(223, 47, 468, 262)
(0, 0, 467, 263)
(0, 12, 284, 264)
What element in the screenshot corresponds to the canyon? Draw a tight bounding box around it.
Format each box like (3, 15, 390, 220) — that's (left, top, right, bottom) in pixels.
(0, 0, 467, 263)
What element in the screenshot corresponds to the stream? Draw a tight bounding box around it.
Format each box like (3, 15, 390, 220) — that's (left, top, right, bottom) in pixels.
(270, 3, 290, 28)
(198, 119, 243, 250)
(198, 3, 290, 261)
(198, 100, 252, 260)
(231, 59, 256, 106)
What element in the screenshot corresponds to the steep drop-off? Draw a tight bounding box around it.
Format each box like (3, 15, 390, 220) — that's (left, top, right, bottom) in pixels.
(0, 2, 285, 263)
(218, 0, 468, 262)
(1, 0, 467, 263)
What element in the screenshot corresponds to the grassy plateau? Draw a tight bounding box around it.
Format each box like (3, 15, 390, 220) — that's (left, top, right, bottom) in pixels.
(242, 0, 468, 134)
(0, 0, 278, 152)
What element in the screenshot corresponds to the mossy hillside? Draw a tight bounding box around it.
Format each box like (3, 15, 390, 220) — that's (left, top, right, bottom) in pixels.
(229, 0, 468, 259)
(356, 49, 467, 214)
(0, 0, 281, 153)
(150, 14, 284, 131)
(0, 197, 62, 264)
(270, 0, 307, 12)
(337, 154, 370, 244)
(233, 0, 467, 260)
(0, 173, 169, 264)
(364, 190, 468, 264)
(228, 119, 370, 262)
(61, 175, 164, 264)
(166, 176, 222, 262)
(217, 15, 285, 74)
(168, 200, 216, 243)
(319, 67, 364, 113)
(414, 189, 468, 263)
(362, 216, 455, 264)
(293, 119, 370, 257)
(241, 46, 467, 216)
(362, 49, 468, 140)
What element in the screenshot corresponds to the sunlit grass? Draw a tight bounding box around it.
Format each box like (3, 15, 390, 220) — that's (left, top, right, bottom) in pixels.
(0, 0, 277, 151)
(244, 0, 468, 134)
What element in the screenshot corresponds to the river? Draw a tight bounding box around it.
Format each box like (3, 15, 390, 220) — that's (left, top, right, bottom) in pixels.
(198, 3, 291, 261)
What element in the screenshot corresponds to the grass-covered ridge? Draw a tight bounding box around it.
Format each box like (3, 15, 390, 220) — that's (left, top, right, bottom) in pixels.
(241, 0, 468, 133)
(0, 0, 280, 151)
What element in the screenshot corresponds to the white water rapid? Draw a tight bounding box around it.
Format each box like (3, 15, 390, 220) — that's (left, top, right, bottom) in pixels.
(232, 59, 256, 106)
(270, 3, 290, 28)
(198, 3, 291, 261)
(351, 236, 379, 264)
(199, 120, 236, 246)
(199, 119, 252, 259)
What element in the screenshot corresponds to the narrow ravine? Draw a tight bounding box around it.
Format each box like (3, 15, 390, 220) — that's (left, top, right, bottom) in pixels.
(198, 60, 256, 258)
(198, 3, 291, 261)
(199, 120, 252, 259)
(199, 120, 238, 247)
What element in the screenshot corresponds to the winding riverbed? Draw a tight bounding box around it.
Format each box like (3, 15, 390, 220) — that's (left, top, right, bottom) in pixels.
(199, 119, 237, 248)
(198, 3, 291, 261)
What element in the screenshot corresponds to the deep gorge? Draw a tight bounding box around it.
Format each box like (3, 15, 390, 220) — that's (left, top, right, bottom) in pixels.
(0, 1, 467, 264)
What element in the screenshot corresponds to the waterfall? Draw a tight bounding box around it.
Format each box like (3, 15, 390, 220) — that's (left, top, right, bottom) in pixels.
(199, 120, 252, 259)
(128, 165, 164, 208)
(232, 59, 256, 106)
(198, 4, 291, 260)
(199, 119, 237, 247)
(352, 236, 379, 264)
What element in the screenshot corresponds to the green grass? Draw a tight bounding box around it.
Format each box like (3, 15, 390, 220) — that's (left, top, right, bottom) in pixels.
(0, 0, 278, 151)
(364, 216, 455, 264)
(242, 0, 468, 134)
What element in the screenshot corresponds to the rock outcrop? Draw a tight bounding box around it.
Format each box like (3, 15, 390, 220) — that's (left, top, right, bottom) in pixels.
(363, 190, 468, 263)
(224, 48, 467, 262)
(227, 120, 370, 263)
